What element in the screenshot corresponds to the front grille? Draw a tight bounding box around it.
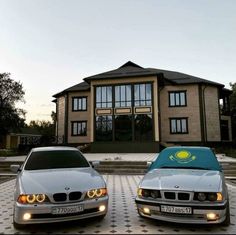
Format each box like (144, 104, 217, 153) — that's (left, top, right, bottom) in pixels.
(53, 192, 82, 202)
(53, 193, 67, 202)
(164, 192, 175, 200)
(178, 192, 190, 200)
(69, 192, 82, 201)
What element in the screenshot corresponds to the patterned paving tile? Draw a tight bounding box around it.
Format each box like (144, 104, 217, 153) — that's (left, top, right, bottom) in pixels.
(0, 175, 235, 234)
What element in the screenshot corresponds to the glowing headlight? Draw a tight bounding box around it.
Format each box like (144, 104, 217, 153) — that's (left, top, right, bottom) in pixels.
(87, 188, 107, 199)
(18, 194, 48, 204)
(217, 192, 223, 201)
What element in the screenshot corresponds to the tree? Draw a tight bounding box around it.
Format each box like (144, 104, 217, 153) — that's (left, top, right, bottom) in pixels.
(0, 73, 25, 146)
(229, 82, 236, 145)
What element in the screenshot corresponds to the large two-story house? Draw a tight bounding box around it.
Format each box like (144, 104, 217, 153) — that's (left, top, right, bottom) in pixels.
(53, 61, 232, 152)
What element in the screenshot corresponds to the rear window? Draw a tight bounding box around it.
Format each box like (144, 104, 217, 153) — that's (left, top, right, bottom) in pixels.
(24, 150, 90, 170)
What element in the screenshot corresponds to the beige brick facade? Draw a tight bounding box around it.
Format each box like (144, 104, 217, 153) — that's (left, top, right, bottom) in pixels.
(57, 96, 66, 141)
(67, 91, 91, 144)
(204, 86, 221, 142)
(160, 84, 202, 142)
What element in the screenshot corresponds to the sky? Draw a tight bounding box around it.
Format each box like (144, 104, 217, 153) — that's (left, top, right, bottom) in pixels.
(0, 0, 236, 123)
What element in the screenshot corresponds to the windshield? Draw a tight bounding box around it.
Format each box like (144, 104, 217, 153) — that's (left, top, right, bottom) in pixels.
(24, 150, 90, 170)
(149, 147, 221, 172)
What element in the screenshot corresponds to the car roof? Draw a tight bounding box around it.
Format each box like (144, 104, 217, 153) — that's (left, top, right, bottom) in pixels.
(31, 146, 79, 152)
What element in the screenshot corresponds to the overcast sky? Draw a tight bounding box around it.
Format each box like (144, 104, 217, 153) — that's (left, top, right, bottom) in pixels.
(0, 0, 235, 123)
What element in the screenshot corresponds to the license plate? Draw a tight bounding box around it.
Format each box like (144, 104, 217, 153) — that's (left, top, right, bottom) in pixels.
(52, 205, 84, 215)
(161, 205, 192, 214)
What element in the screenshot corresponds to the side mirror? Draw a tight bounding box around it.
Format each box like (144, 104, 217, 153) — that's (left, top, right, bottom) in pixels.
(10, 165, 21, 173)
(91, 161, 100, 168)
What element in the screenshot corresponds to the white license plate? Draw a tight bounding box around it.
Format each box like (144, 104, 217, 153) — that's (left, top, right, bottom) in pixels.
(161, 205, 192, 214)
(52, 205, 84, 215)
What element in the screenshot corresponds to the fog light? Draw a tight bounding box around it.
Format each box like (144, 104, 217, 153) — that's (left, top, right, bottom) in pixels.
(23, 213, 31, 220)
(143, 207, 150, 215)
(99, 205, 106, 212)
(206, 213, 218, 221)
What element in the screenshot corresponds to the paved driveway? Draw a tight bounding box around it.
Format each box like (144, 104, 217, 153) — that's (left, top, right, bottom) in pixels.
(0, 175, 235, 234)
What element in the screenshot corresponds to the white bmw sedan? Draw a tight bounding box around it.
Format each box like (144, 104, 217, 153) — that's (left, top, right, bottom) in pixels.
(11, 146, 108, 229)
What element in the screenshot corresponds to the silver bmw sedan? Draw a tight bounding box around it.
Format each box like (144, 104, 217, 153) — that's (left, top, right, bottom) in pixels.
(11, 146, 108, 229)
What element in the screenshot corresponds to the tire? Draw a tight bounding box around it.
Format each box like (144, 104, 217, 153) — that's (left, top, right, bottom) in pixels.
(222, 202, 230, 226)
(13, 221, 26, 230)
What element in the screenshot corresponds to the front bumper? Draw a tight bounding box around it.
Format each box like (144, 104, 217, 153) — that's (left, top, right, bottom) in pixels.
(135, 197, 227, 224)
(14, 196, 108, 225)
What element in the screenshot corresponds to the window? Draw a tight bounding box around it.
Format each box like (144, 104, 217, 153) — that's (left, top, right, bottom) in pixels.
(134, 83, 152, 106)
(71, 121, 87, 136)
(96, 86, 112, 108)
(72, 97, 87, 111)
(169, 91, 186, 107)
(115, 115, 132, 141)
(170, 118, 188, 134)
(115, 85, 132, 107)
(96, 116, 113, 141)
(134, 114, 153, 141)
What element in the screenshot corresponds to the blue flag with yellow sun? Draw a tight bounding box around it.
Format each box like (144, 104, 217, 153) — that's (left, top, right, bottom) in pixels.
(149, 147, 221, 171)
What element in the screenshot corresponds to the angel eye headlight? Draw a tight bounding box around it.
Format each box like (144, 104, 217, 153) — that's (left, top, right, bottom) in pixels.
(95, 189, 103, 197)
(36, 194, 46, 203)
(26, 194, 36, 203)
(87, 190, 96, 199)
(198, 192, 206, 201)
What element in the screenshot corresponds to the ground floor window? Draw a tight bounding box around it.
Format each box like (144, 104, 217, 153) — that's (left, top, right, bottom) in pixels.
(71, 121, 87, 136)
(96, 116, 113, 141)
(115, 115, 132, 141)
(134, 114, 153, 141)
(170, 118, 188, 134)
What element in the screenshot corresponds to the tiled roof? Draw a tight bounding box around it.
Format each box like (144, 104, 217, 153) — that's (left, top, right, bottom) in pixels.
(53, 61, 225, 98)
(53, 81, 90, 97)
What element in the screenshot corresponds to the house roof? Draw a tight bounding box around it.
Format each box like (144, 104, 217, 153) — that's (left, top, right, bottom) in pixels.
(84, 61, 158, 82)
(53, 61, 226, 98)
(53, 81, 90, 98)
(84, 61, 224, 87)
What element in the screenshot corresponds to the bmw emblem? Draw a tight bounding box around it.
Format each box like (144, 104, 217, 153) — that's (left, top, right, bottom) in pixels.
(175, 185, 179, 188)
(65, 187, 70, 191)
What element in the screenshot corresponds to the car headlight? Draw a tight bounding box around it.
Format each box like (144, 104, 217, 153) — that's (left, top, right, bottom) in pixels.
(194, 192, 223, 202)
(86, 188, 107, 199)
(137, 188, 161, 199)
(17, 194, 49, 204)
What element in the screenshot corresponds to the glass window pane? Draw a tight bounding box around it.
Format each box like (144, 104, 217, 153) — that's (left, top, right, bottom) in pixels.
(73, 123, 77, 135)
(95, 115, 113, 141)
(107, 86, 112, 102)
(171, 120, 176, 133)
(115, 115, 132, 141)
(102, 87, 106, 102)
(126, 85, 131, 102)
(78, 98, 82, 110)
(146, 84, 151, 100)
(177, 119, 181, 132)
(73, 99, 78, 110)
(135, 114, 153, 141)
(115, 86, 120, 101)
(140, 84, 145, 100)
(83, 98, 87, 110)
(120, 86, 125, 101)
(170, 93, 175, 106)
(134, 85, 139, 101)
(96, 87, 101, 103)
(180, 92, 186, 106)
(181, 119, 187, 132)
(175, 93, 180, 106)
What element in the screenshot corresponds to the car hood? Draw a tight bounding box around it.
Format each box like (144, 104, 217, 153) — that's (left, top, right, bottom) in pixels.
(18, 168, 105, 194)
(140, 168, 223, 192)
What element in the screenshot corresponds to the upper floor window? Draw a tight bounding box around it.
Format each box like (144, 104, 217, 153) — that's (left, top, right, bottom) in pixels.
(170, 118, 188, 134)
(134, 83, 152, 106)
(169, 91, 186, 107)
(71, 121, 87, 136)
(96, 86, 112, 108)
(72, 97, 87, 111)
(115, 85, 132, 107)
